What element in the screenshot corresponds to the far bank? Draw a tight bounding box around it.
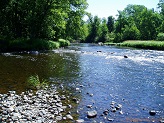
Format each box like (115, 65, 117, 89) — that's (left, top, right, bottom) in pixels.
(105, 40, 164, 50)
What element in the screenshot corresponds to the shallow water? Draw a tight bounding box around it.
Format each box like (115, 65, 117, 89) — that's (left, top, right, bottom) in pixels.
(0, 43, 163, 122)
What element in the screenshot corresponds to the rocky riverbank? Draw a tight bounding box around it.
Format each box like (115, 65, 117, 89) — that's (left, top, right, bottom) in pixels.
(0, 86, 76, 123)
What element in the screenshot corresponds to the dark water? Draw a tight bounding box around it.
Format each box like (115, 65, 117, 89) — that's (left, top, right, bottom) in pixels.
(0, 43, 164, 122)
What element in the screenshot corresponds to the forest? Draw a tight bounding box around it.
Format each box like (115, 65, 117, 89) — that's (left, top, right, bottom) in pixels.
(0, 0, 164, 51)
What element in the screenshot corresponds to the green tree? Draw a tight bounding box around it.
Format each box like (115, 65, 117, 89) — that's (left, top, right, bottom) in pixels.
(85, 15, 101, 43)
(98, 18, 109, 42)
(107, 16, 115, 33)
(139, 8, 161, 40)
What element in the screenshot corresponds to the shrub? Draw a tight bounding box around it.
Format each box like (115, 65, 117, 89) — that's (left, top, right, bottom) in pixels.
(58, 39, 70, 47)
(156, 33, 164, 41)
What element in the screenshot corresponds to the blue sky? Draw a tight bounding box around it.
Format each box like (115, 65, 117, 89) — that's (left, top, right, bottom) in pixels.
(85, 0, 159, 19)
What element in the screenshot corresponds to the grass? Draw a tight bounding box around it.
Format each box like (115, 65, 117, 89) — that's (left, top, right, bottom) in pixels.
(105, 40, 164, 50)
(27, 75, 48, 89)
(0, 38, 70, 52)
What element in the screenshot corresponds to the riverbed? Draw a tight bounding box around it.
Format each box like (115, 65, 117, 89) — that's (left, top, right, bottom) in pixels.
(0, 43, 164, 122)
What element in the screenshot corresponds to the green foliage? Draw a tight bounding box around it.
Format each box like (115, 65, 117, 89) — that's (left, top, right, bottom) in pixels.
(0, 38, 69, 52)
(156, 33, 164, 41)
(27, 75, 48, 89)
(58, 39, 70, 47)
(0, 0, 88, 43)
(107, 16, 114, 33)
(85, 15, 101, 43)
(122, 24, 141, 40)
(113, 33, 123, 43)
(98, 18, 109, 42)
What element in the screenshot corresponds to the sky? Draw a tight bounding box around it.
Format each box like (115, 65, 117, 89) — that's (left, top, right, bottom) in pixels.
(85, 0, 159, 19)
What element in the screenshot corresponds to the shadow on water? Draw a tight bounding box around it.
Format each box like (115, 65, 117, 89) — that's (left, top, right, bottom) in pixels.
(0, 51, 81, 94)
(0, 43, 164, 122)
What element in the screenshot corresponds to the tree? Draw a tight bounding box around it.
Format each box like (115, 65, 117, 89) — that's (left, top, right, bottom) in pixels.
(158, 0, 164, 16)
(139, 8, 161, 40)
(85, 15, 101, 43)
(0, 0, 88, 41)
(98, 18, 108, 42)
(107, 16, 114, 33)
(122, 24, 140, 40)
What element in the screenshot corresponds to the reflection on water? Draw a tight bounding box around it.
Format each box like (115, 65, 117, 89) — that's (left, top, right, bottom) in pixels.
(0, 51, 81, 93)
(0, 43, 164, 122)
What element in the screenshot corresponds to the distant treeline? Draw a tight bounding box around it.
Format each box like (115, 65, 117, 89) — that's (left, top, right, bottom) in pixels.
(84, 1, 164, 43)
(0, 0, 164, 50)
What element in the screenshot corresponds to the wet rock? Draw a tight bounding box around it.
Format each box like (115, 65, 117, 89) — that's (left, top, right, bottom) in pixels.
(119, 110, 123, 115)
(87, 110, 97, 118)
(86, 105, 92, 108)
(115, 104, 122, 110)
(66, 114, 73, 120)
(160, 118, 164, 123)
(124, 55, 128, 58)
(90, 94, 93, 97)
(76, 119, 84, 123)
(103, 110, 109, 115)
(108, 118, 114, 121)
(149, 110, 156, 116)
(76, 88, 80, 91)
(56, 116, 62, 121)
(111, 108, 117, 112)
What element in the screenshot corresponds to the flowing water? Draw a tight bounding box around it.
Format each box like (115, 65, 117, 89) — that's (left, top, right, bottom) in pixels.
(0, 43, 163, 122)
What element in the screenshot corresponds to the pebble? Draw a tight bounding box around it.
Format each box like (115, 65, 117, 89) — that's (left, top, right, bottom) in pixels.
(66, 114, 73, 120)
(0, 88, 72, 123)
(149, 110, 156, 116)
(76, 119, 84, 123)
(87, 110, 97, 118)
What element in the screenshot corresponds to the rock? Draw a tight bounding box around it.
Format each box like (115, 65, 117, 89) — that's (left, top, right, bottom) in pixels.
(66, 114, 73, 120)
(115, 104, 122, 110)
(119, 110, 123, 114)
(86, 105, 92, 108)
(149, 110, 156, 116)
(76, 119, 84, 123)
(103, 110, 109, 115)
(124, 55, 128, 58)
(87, 110, 97, 118)
(111, 108, 117, 112)
(108, 118, 114, 121)
(76, 88, 80, 91)
(160, 118, 164, 123)
(56, 116, 62, 121)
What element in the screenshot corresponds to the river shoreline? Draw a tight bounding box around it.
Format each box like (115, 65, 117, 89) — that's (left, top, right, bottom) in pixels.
(105, 40, 164, 50)
(0, 86, 79, 123)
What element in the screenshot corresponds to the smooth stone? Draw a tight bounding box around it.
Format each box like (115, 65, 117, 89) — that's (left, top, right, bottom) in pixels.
(76, 119, 84, 123)
(108, 118, 114, 121)
(149, 110, 156, 116)
(86, 105, 92, 108)
(119, 110, 123, 114)
(66, 114, 73, 120)
(160, 118, 164, 123)
(56, 116, 62, 121)
(111, 108, 117, 112)
(115, 104, 122, 110)
(87, 110, 97, 118)
(124, 55, 128, 58)
(103, 110, 109, 115)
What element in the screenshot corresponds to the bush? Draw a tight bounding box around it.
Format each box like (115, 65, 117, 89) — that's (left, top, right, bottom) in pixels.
(156, 33, 164, 41)
(58, 39, 70, 47)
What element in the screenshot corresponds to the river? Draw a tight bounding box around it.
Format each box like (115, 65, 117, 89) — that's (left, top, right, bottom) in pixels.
(0, 43, 163, 122)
